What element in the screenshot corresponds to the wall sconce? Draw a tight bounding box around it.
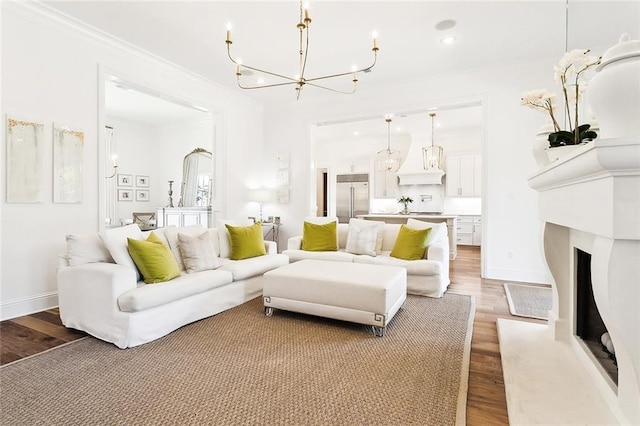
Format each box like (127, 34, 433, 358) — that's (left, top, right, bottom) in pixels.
(106, 154, 118, 178)
(249, 188, 273, 222)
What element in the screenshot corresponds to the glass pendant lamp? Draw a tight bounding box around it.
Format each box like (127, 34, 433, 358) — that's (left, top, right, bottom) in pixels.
(376, 115, 401, 172)
(423, 112, 444, 170)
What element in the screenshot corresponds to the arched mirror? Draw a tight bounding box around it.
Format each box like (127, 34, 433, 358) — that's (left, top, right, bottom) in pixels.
(179, 148, 213, 207)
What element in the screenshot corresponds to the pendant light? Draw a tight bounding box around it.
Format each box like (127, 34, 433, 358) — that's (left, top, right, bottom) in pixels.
(423, 112, 444, 170)
(376, 115, 401, 172)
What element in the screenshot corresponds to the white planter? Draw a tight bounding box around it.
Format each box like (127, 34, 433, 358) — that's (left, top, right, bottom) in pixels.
(545, 144, 584, 163)
(588, 34, 640, 139)
(532, 123, 554, 168)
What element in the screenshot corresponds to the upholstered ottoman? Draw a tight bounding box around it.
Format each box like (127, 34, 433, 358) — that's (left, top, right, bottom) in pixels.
(262, 259, 407, 336)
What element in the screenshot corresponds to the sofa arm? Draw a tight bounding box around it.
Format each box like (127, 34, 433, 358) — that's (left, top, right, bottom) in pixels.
(57, 263, 137, 347)
(264, 240, 277, 255)
(288, 236, 303, 250)
(426, 241, 450, 272)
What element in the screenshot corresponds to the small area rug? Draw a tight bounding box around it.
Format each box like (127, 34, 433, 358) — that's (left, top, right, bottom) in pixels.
(1, 294, 475, 426)
(504, 283, 552, 320)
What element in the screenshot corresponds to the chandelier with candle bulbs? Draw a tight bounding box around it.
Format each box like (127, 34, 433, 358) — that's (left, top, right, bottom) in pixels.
(225, 0, 379, 100)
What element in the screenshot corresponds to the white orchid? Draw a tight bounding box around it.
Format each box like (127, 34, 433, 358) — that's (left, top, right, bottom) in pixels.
(521, 89, 561, 132)
(524, 48, 600, 146)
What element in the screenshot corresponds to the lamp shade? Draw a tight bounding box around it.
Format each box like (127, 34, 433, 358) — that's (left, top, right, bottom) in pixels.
(249, 188, 272, 203)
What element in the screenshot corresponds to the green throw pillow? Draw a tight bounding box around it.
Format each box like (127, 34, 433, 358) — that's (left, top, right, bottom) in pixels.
(127, 232, 181, 284)
(301, 221, 338, 251)
(225, 222, 267, 260)
(390, 225, 432, 260)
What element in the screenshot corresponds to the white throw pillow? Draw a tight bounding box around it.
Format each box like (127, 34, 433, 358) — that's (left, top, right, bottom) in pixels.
(100, 224, 143, 280)
(345, 219, 379, 256)
(406, 218, 447, 245)
(347, 218, 385, 254)
(66, 233, 114, 266)
(164, 224, 206, 271)
(178, 231, 220, 274)
(217, 219, 254, 259)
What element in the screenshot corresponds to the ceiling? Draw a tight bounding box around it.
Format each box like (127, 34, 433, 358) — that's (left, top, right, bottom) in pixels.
(46, 1, 638, 138)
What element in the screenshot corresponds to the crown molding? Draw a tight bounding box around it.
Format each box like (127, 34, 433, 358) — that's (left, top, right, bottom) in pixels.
(6, 1, 260, 106)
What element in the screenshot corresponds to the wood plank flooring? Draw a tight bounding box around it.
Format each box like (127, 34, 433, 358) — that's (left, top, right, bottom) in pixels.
(0, 246, 545, 424)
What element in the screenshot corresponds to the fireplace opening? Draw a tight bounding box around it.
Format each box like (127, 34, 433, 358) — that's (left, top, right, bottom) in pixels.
(575, 248, 618, 385)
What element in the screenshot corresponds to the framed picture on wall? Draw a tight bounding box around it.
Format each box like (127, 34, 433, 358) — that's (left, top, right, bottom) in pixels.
(136, 175, 149, 187)
(136, 189, 150, 201)
(118, 174, 133, 187)
(118, 189, 133, 201)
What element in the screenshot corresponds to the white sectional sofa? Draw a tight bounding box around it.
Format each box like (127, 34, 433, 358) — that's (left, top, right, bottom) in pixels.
(57, 224, 288, 349)
(283, 219, 450, 298)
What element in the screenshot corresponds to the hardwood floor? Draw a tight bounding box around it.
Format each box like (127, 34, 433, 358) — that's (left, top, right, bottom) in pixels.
(0, 246, 545, 424)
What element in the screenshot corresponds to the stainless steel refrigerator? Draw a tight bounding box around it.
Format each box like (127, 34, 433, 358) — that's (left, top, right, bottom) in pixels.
(336, 174, 369, 223)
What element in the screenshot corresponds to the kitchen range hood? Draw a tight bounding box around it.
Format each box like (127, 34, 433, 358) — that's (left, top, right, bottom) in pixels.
(396, 141, 445, 185)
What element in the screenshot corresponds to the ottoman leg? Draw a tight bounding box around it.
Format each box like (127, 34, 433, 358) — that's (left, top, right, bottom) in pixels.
(265, 307, 274, 316)
(372, 326, 385, 337)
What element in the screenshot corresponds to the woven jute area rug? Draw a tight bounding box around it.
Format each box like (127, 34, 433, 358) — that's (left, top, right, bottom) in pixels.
(504, 283, 552, 320)
(1, 294, 475, 426)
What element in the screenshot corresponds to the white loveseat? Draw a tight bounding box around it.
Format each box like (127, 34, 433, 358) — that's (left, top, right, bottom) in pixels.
(57, 224, 288, 348)
(283, 219, 450, 298)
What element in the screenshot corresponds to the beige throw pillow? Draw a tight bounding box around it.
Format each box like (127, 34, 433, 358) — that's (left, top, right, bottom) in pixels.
(345, 219, 379, 256)
(164, 225, 206, 271)
(178, 231, 220, 274)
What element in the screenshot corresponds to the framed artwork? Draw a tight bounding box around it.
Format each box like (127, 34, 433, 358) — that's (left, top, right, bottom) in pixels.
(6, 117, 45, 203)
(53, 124, 84, 203)
(276, 169, 289, 187)
(118, 189, 133, 201)
(136, 189, 150, 201)
(136, 175, 149, 187)
(118, 174, 133, 187)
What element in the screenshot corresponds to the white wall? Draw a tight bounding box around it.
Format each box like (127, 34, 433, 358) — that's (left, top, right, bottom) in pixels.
(264, 55, 565, 284)
(0, 3, 263, 319)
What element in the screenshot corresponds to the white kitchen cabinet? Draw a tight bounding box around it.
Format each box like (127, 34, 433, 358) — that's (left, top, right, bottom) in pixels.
(374, 169, 399, 198)
(446, 154, 481, 197)
(456, 215, 482, 246)
(472, 216, 482, 246)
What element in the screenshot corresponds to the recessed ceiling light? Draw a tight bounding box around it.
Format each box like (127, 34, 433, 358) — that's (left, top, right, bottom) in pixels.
(257, 78, 265, 84)
(353, 131, 360, 136)
(441, 35, 458, 45)
(435, 19, 456, 31)
(395, 127, 402, 132)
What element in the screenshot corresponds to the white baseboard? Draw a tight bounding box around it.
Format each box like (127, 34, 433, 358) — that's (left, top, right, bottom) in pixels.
(485, 267, 552, 285)
(1, 291, 59, 321)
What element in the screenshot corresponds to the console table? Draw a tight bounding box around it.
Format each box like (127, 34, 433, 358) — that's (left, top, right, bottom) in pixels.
(262, 223, 280, 244)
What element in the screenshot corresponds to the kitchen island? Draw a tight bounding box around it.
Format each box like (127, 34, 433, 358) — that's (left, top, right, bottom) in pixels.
(356, 214, 458, 260)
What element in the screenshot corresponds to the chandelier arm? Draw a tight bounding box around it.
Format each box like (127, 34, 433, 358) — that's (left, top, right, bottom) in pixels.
(227, 45, 298, 82)
(304, 50, 378, 83)
(237, 80, 300, 90)
(304, 80, 357, 95)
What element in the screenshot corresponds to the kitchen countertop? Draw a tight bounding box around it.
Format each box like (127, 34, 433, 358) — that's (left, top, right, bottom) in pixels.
(357, 213, 459, 219)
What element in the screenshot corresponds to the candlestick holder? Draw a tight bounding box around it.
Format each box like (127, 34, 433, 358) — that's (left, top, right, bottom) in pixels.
(167, 180, 174, 208)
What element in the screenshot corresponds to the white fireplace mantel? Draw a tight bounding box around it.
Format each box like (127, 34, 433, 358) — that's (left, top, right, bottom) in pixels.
(527, 137, 640, 425)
